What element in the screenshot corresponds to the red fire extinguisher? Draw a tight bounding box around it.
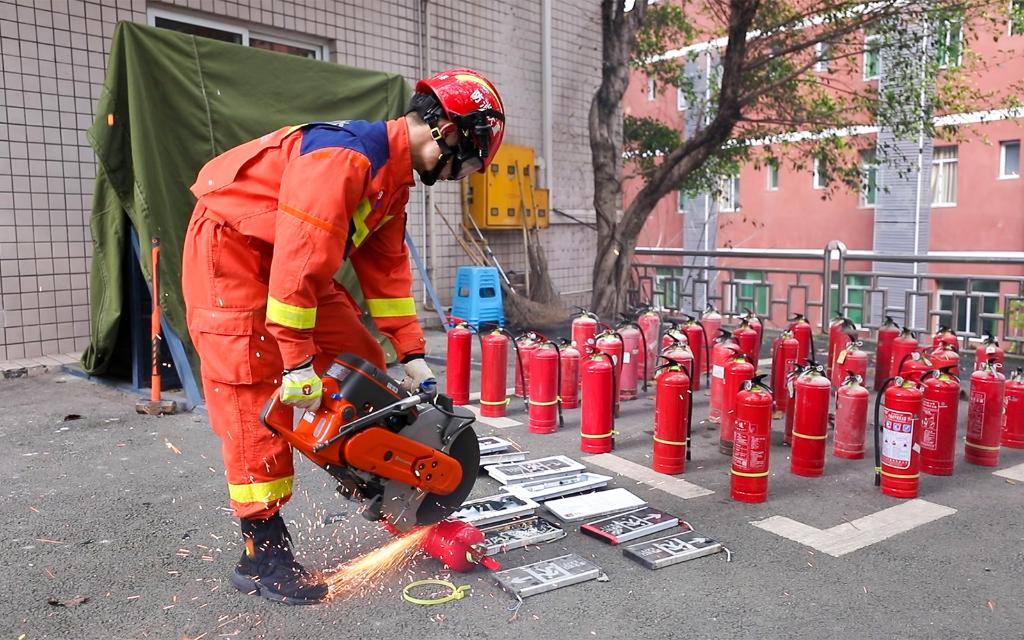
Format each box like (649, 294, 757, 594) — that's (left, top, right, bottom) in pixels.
(974, 334, 1004, 371)
(571, 308, 599, 357)
(874, 316, 900, 392)
(830, 340, 869, 390)
(743, 308, 764, 359)
(874, 376, 924, 498)
(827, 314, 856, 378)
(734, 317, 760, 367)
(652, 357, 693, 474)
(581, 353, 616, 453)
(595, 330, 624, 417)
(931, 325, 959, 352)
(965, 361, 1006, 467)
(528, 341, 562, 434)
(896, 351, 932, 383)
(889, 327, 921, 381)
(1002, 368, 1024, 449)
(445, 318, 474, 406)
(682, 314, 709, 391)
(709, 329, 740, 423)
(731, 376, 773, 503)
(637, 306, 662, 383)
(661, 322, 687, 351)
(771, 330, 800, 418)
(701, 304, 723, 375)
(790, 363, 831, 477)
(557, 339, 581, 410)
(788, 313, 814, 366)
(721, 354, 756, 456)
(833, 373, 869, 459)
(616, 319, 645, 400)
(479, 329, 510, 418)
(513, 332, 540, 398)
(661, 340, 695, 381)
(919, 368, 960, 476)
(928, 343, 960, 378)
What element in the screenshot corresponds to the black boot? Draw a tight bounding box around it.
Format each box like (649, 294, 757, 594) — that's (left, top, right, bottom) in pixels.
(231, 514, 328, 605)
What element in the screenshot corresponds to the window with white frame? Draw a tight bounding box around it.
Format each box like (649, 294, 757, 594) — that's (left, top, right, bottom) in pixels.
(813, 157, 827, 189)
(1000, 140, 1020, 178)
(148, 8, 324, 59)
(814, 42, 831, 72)
(931, 145, 958, 205)
(934, 15, 963, 68)
(864, 34, 881, 79)
(677, 86, 688, 111)
(716, 174, 740, 211)
(647, 77, 656, 101)
(766, 159, 779, 191)
(859, 148, 878, 207)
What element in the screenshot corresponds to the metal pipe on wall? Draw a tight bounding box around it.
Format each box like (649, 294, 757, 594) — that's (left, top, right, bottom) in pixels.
(542, 0, 552, 190)
(418, 0, 434, 311)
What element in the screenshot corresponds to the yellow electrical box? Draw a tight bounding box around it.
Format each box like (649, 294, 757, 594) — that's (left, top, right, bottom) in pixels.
(464, 144, 549, 230)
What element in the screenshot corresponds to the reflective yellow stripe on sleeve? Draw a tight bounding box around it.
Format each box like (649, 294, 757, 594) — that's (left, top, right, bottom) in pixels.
(228, 476, 294, 504)
(350, 198, 372, 248)
(366, 297, 416, 318)
(267, 296, 316, 330)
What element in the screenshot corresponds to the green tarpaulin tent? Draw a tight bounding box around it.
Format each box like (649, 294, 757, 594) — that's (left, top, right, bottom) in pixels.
(83, 22, 411, 396)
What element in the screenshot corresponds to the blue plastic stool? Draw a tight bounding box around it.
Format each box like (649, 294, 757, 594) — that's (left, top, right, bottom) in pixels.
(451, 266, 505, 327)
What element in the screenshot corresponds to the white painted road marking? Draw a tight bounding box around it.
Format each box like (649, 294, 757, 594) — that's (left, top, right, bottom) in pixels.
(994, 462, 1024, 482)
(751, 499, 957, 557)
(583, 453, 715, 499)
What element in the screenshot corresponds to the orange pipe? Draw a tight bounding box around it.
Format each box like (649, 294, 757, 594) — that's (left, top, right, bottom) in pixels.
(150, 237, 161, 403)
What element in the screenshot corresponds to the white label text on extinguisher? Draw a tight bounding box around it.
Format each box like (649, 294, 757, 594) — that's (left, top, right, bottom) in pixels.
(881, 409, 914, 470)
(712, 364, 725, 379)
(920, 398, 940, 451)
(967, 392, 986, 440)
(732, 420, 767, 471)
(623, 352, 631, 364)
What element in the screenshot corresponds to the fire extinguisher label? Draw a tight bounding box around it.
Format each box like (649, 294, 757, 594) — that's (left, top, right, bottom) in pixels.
(967, 392, 986, 440)
(732, 420, 767, 471)
(713, 364, 725, 379)
(623, 352, 631, 364)
(881, 409, 914, 470)
(920, 398, 939, 451)
(836, 350, 847, 365)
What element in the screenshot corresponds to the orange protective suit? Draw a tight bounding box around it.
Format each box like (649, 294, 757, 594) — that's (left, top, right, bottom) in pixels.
(182, 119, 425, 519)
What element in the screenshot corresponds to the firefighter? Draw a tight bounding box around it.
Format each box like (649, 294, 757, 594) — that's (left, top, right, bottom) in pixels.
(181, 69, 505, 605)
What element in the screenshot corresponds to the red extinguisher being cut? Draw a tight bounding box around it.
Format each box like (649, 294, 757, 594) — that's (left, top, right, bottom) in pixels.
(874, 376, 924, 498)
(771, 330, 800, 419)
(919, 367, 960, 476)
(445, 317, 475, 406)
(790, 362, 831, 477)
(964, 360, 1006, 467)
(788, 313, 815, 366)
(652, 356, 694, 474)
(581, 352, 617, 453)
(1002, 368, 1024, 449)
(730, 375, 773, 503)
(833, 372, 870, 460)
(874, 316, 900, 392)
(974, 334, 1004, 371)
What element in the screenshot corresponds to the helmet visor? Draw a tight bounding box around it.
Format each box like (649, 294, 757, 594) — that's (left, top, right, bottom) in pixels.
(449, 154, 483, 180)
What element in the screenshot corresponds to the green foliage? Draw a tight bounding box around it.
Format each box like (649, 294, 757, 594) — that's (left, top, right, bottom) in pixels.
(623, 115, 681, 176)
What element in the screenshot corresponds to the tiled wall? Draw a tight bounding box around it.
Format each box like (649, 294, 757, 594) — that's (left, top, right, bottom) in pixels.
(0, 0, 602, 361)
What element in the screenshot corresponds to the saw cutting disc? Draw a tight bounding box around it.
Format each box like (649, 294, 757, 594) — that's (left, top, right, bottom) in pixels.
(380, 405, 480, 531)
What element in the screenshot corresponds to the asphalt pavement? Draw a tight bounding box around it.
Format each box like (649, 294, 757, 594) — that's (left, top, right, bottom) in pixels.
(3, 332, 1023, 640)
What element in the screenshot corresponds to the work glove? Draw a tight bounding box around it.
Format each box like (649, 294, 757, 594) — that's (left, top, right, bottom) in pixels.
(400, 357, 436, 394)
(280, 357, 323, 411)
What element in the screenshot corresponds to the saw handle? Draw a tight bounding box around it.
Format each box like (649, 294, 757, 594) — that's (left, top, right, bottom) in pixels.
(312, 389, 434, 453)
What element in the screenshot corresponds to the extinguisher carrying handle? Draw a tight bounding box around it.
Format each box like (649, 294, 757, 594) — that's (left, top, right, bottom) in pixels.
(926, 366, 960, 382)
(632, 321, 649, 393)
(842, 370, 864, 386)
(594, 351, 619, 422)
(501, 328, 530, 408)
(744, 373, 773, 395)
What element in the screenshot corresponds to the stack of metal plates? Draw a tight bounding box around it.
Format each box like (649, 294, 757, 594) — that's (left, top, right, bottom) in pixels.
(477, 435, 528, 466)
(486, 455, 587, 485)
(543, 488, 647, 522)
(503, 472, 612, 502)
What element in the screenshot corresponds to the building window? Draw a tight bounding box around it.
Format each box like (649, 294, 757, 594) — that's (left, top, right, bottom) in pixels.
(766, 159, 779, 191)
(934, 16, 963, 68)
(647, 77, 657, 101)
(814, 42, 831, 72)
(830, 274, 869, 325)
(936, 278, 999, 336)
(1000, 140, 1020, 178)
(716, 174, 740, 212)
(654, 268, 681, 310)
(148, 8, 324, 59)
(931, 145, 958, 205)
(864, 34, 881, 79)
(677, 86, 688, 111)
(859, 149, 878, 207)
(813, 157, 827, 189)
(732, 270, 769, 315)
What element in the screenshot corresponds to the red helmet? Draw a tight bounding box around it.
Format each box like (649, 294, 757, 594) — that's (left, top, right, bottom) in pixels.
(415, 68, 505, 174)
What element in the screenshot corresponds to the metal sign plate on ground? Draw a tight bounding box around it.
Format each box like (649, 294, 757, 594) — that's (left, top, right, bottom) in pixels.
(504, 472, 612, 502)
(477, 435, 516, 455)
(544, 488, 647, 522)
(493, 554, 602, 598)
(480, 515, 566, 554)
(622, 530, 722, 569)
(479, 450, 529, 467)
(486, 455, 587, 485)
(580, 507, 679, 545)
(450, 493, 539, 527)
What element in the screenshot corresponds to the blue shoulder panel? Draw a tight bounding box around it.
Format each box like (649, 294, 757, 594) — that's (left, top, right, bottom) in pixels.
(299, 120, 390, 177)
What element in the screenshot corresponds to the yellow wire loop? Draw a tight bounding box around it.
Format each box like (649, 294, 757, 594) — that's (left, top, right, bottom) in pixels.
(402, 579, 471, 606)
